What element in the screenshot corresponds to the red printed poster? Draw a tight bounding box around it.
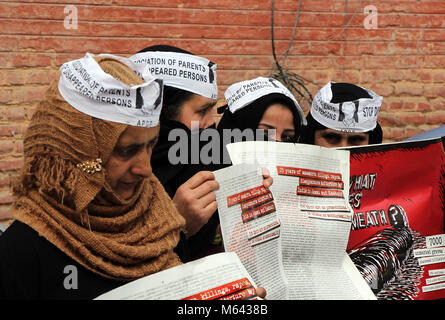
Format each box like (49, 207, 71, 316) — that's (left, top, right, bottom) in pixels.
(346, 138, 445, 300)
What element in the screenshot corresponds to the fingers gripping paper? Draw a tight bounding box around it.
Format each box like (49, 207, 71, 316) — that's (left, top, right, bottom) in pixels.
(58, 53, 163, 128)
(130, 51, 218, 100)
(311, 82, 382, 133)
(224, 77, 307, 126)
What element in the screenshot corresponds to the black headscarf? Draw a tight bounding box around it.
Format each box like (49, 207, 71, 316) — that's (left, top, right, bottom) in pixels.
(300, 82, 383, 145)
(216, 92, 305, 168)
(218, 93, 303, 134)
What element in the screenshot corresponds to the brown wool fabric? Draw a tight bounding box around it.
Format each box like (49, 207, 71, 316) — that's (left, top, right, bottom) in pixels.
(12, 56, 185, 281)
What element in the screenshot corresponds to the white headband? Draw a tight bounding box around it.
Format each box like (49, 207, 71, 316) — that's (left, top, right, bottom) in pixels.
(224, 77, 307, 125)
(311, 82, 383, 133)
(130, 51, 218, 100)
(58, 53, 163, 128)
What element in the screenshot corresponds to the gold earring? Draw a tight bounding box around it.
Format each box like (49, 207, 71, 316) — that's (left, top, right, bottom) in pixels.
(77, 158, 102, 174)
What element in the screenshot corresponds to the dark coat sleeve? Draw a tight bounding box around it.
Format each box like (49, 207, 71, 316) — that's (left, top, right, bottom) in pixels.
(0, 221, 45, 299)
(0, 221, 122, 300)
(151, 120, 221, 262)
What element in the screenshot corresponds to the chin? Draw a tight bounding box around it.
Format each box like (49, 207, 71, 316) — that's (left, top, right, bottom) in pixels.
(117, 189, 135, 200)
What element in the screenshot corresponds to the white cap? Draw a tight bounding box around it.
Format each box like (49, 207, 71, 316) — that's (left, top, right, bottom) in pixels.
(311, 82, 383, 133)
(224, 77, 307, 125)
(130, 51, 218, 100)
(58, 53, 163, 128)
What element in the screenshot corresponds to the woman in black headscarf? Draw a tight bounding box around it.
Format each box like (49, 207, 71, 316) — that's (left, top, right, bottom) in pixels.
(216, 77, 306, 167)
(300, 82, 383, 148)
(130, 45, 221, 262)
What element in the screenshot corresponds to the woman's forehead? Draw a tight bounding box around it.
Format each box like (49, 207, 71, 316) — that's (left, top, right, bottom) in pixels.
(259, 103, 295, 126)
(321, 128, 369, 137)
(117, 125, 160, 145)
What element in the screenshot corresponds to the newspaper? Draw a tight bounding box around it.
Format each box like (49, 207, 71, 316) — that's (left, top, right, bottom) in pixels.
(95, 252, 259, 300)
(213, 141, 376, 300)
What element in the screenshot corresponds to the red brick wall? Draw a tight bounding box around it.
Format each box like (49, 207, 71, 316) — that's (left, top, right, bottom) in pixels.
(1, 0, 445, 228)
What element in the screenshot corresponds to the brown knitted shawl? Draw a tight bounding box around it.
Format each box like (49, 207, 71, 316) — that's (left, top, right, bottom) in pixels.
(12, 57, 185, 281)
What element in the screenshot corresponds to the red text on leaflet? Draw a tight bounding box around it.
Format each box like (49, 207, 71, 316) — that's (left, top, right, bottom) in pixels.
(241, 202, 276, 223)
(277, 166, 342, 182)
(182, 278, 252, 300)
(227, 185, 268, 207)
(240, 192, 273, 211)
(299, 177, 344, 190)
(218, 287, 257, 300)
(297, 186, 343, 198)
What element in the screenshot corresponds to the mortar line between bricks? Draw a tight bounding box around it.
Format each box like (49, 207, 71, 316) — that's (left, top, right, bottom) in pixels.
(2, 35, 444, 43)
(2, 18, 445, 30)
(0, 1, 356, 14)
(3, 2, 445, 16)
(0, 1, 397, 14)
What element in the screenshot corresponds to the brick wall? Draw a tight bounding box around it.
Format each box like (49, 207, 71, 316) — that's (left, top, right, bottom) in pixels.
(1, 0, 445, 228)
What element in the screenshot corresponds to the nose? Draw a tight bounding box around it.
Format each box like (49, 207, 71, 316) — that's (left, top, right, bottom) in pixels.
(130, 148, 152, 178)
(274, 129, 282, 142)
(339, 138, 349, 148)
(264, 129, 278, 141)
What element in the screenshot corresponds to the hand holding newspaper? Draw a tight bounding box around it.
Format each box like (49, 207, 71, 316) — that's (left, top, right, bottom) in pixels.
(213, 141, 376, 300)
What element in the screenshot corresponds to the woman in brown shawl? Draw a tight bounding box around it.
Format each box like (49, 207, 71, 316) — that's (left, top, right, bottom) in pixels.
(0, 54, 186, 299)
